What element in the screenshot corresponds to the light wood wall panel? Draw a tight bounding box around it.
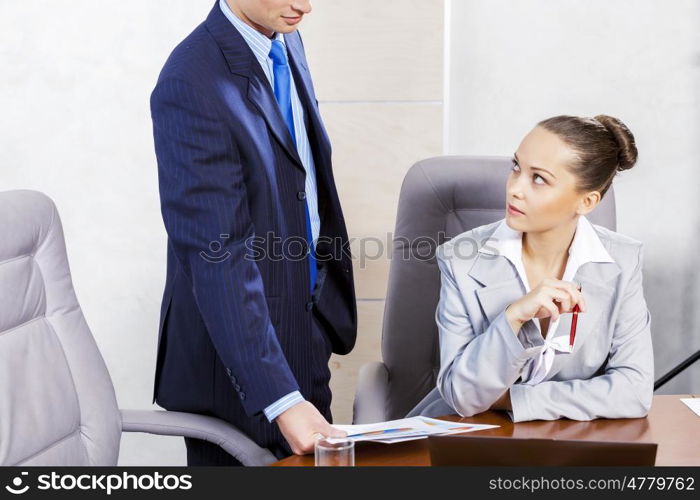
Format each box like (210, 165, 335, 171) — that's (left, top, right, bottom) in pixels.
(302, 0, 444, 102)
(301, 1, 445, 424)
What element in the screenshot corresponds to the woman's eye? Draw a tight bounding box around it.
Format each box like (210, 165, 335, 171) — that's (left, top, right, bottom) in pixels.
(533, 174, 546, 185)
(511, 161, 520, 172)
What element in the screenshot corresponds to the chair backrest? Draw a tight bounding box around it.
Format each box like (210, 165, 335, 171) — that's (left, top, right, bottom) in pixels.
(0, 190, 121, 465)
(381, 156, 616, 420)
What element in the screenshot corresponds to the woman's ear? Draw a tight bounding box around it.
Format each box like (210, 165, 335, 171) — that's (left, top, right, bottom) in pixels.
(576, 191, 601, 216)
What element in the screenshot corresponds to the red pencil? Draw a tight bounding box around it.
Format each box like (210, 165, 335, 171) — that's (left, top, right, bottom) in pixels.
(569, 286, 582, 350)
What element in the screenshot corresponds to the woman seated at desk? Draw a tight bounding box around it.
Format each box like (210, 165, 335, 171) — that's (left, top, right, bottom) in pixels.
(411, 114, 654, 422)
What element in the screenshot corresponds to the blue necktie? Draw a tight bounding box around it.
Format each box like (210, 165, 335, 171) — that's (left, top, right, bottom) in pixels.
(269, 39, 316, 293)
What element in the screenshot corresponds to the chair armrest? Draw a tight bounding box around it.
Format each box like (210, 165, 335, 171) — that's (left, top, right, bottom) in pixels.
(120, 409, 277, 466)
(352, 361, 390, 424)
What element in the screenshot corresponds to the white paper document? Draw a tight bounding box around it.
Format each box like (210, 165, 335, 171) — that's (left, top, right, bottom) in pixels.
(327, 416, 499, 444)
(680, 398, 700, 417)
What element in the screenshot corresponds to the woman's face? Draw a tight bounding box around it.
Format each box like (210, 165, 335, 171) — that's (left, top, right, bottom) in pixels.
(506, 126, 596, 233)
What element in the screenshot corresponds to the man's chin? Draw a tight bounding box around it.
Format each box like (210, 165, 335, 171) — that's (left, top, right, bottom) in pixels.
(275, 25, 300, 34)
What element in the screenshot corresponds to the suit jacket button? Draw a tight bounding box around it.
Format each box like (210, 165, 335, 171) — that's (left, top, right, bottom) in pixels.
(297, 191, 306, 200)
(231, 376, 237, 384)
(240, 392, 246, 400)
(305, 301, 314, 311)
(234, 384, 241, 391)
(226, 368, 232, 376)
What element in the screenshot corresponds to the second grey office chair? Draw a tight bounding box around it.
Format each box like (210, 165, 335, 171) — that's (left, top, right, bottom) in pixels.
(0, 190, 276, 466)
(352, 156, 616, 424)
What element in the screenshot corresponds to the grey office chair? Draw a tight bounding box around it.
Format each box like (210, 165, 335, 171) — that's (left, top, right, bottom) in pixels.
(0, 190, 276, 466)
(352, 156, 616, 424)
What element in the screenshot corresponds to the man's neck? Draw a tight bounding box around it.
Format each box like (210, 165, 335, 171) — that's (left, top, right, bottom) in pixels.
(225, 0, 275, 38)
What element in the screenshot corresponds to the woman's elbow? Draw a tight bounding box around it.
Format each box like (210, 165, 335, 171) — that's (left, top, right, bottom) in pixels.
(633, 386, 653, 418)
(631, 372, 654, 417)
(620, 399, 650, 419)
(615, 384, 652, 419)
(438, 377, 491, 417)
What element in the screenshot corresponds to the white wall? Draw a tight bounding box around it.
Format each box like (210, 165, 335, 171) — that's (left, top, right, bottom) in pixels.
(0, 0, 444, 465)
(446, 0, 700, 394)
(1, 0, 220, 465)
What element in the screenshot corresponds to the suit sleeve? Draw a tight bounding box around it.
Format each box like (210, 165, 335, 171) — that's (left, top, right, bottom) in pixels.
(151, 78, 299, 417)
(436, 246, 546, 417)
(509, 244, 654, 422)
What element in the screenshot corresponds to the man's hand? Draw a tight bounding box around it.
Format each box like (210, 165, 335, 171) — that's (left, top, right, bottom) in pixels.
(275, 401, 347, 455)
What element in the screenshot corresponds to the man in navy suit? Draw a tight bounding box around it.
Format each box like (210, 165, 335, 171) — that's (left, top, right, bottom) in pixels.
(150, 0, 357, 465)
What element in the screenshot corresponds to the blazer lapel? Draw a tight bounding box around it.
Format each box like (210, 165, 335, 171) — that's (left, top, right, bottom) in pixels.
(469, 253, 525, 325)
(468, 249, 622, 378)
(285, 34, 332, 164)
(246, 78, 305, 171)
(285, 32, 334, 219)
(545, 261, 621, 380)
(204, 4, 305, 172)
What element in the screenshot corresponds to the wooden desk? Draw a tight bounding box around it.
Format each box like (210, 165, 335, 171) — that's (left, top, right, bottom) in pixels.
(272, 395, 699, 466)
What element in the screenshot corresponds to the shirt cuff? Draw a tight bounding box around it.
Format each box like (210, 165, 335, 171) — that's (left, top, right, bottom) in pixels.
(494, 311, 545, 364)
(515, 319, 546, 350)
(263, 391, 305, 422)
(507, 383, 533, 422)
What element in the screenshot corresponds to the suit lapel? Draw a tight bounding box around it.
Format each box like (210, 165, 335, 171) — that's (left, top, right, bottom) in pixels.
(246, 76, 304, 171)
(285, 34, 332, 164)
(544, 261, 620, 379)
(469, 253, 525, 324)
(468, 250, 622, 379)
(204, 4, 304, 172)
(285, 32, 333, 219)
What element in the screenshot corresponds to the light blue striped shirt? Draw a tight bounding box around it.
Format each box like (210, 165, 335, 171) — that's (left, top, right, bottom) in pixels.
(219, 0, 311, 422)
(219, 0, 321, 245)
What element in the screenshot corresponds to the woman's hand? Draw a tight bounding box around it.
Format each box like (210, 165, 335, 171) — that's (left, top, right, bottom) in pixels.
(505, 278, 585, 334)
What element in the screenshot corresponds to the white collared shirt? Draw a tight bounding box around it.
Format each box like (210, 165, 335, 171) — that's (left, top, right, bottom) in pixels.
(480, 216, 615, 385)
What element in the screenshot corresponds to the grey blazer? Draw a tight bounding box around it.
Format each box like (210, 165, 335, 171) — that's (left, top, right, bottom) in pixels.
(410, 220, 654, 422)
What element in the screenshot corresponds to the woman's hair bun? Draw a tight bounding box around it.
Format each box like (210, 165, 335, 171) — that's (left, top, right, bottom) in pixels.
(593, 114, 638, 172)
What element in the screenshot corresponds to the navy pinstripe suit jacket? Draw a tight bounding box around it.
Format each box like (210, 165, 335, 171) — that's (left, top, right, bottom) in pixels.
(150, 2, 357, 452)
